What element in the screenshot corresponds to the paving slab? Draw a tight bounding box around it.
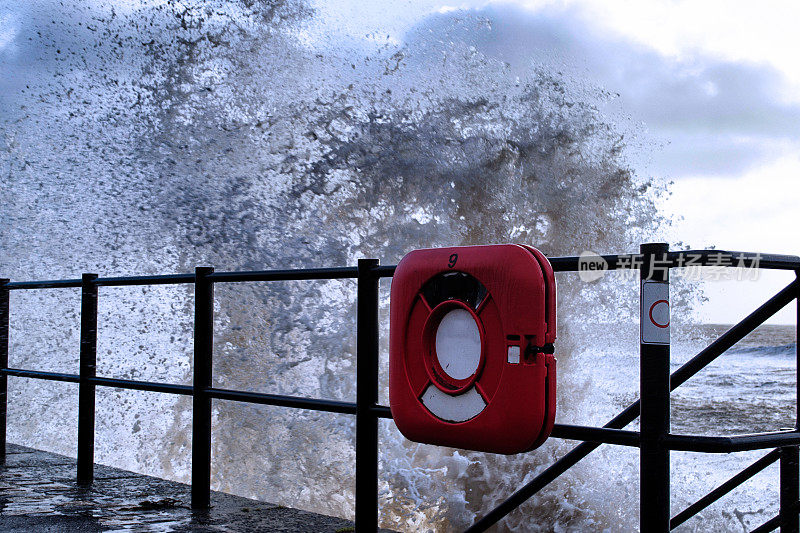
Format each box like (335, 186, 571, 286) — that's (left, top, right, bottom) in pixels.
(0, 444, 363, 532)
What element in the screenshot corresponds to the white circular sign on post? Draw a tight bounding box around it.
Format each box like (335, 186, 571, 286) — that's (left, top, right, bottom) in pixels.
(641, 281, 670, 345)
(435, 308, 481, 380)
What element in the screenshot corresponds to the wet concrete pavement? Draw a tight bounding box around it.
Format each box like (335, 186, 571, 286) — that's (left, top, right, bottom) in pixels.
(0, 443, 359, 532)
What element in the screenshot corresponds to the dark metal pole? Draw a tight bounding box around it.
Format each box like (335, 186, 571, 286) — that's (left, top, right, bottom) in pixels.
(786, 271, 800, 533)
(355, 258, 379, 532)
(192, 267, 214, 509)
(640, 243, 670, 533)
(0, 279, 9, 464)
(781, 446, 799, 533)
(77, 273, 98, 484)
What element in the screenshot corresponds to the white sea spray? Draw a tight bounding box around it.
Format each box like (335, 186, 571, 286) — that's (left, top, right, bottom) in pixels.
(0, 1, 784, 531)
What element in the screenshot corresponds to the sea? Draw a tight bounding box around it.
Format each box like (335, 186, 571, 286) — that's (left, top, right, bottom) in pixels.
(670, 324, 797, 532)
(672, 324, 796, 436)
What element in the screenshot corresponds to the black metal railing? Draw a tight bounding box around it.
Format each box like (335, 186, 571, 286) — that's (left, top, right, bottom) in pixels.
(0, 245, 799, 532)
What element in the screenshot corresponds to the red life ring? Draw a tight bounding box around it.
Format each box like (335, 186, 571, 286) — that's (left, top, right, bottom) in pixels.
(389, 244, 557, 454)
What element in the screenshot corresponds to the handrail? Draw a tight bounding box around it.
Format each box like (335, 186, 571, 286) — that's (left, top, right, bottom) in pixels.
(4, 249, 799, 290)
(5, 279, 82, 289)
(209, 267, 360, 282)
(0, 368, 649, 448)
(665, 431, 800, 453)
(96, 274, 196, 286)
(466, 277, 800, 532)
(0, 247, 798, 533)
(1, 367, 81, 383)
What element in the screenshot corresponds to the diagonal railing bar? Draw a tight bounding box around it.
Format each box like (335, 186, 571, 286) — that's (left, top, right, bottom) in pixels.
(670, 449, 779, 529)
(466, 277, 800, 533)
(751, 501, 800, 533)
(751, 514, 781, 533)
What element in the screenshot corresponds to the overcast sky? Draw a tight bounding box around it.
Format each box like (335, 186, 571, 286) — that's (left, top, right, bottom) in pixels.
(311, 0, 800, 323)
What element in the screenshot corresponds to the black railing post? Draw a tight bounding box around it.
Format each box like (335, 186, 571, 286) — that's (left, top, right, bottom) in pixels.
(77, 273, 98, 484)
(640, 243, 670, 532)
(786, 271, 800, 533)
(0, 279, 9, 464)
(192, 266, 214, 509)
(356, 258, 379, 532)
(780, 446, 799, 533)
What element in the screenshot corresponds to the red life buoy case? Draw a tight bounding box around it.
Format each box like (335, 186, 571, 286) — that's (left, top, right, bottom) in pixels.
(389, 244, 556, 454)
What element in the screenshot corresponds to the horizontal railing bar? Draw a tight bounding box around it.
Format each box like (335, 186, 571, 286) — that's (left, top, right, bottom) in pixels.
(384, 249, 799, 277)
(11, 365, 786, 450)
(549, 251, 800, 272)
(666, 431, 800, 453)
(365, 404, 644, 448)
(5, 279, 82, 290)
(7, 268, 362, 289)
(207, 387, 358, 415)
(4, 249, 798, 289)
(0, 368, 195, 394)
(374, 265, 397, 278)
(670, 250, 800, 270)
(209, 267, 359, 282)
(549, 254, 636, 272)
(88, 376, 193, 395)
(551, 424, 640, 447)
(372, 404, 392, 418)
(1, 368, 80, 383)
(95, 274, 195, 286)
(0, 367, 390, 415)
(670, 449, 780, 529)
(376, 250, 800, 277)
(0, 368, 383, 414)
(467, 278, 797, 532)
(367, 406, 642, 448)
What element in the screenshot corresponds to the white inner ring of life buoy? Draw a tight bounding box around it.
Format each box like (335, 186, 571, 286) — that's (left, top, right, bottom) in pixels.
(434, 308, 481, 380)
(422, 309, 487, 422)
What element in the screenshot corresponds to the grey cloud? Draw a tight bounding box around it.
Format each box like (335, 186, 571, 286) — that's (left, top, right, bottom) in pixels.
(403, 4, 800, 178)
(5, 1, 798, 180)
(650, 134, 787, 176)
